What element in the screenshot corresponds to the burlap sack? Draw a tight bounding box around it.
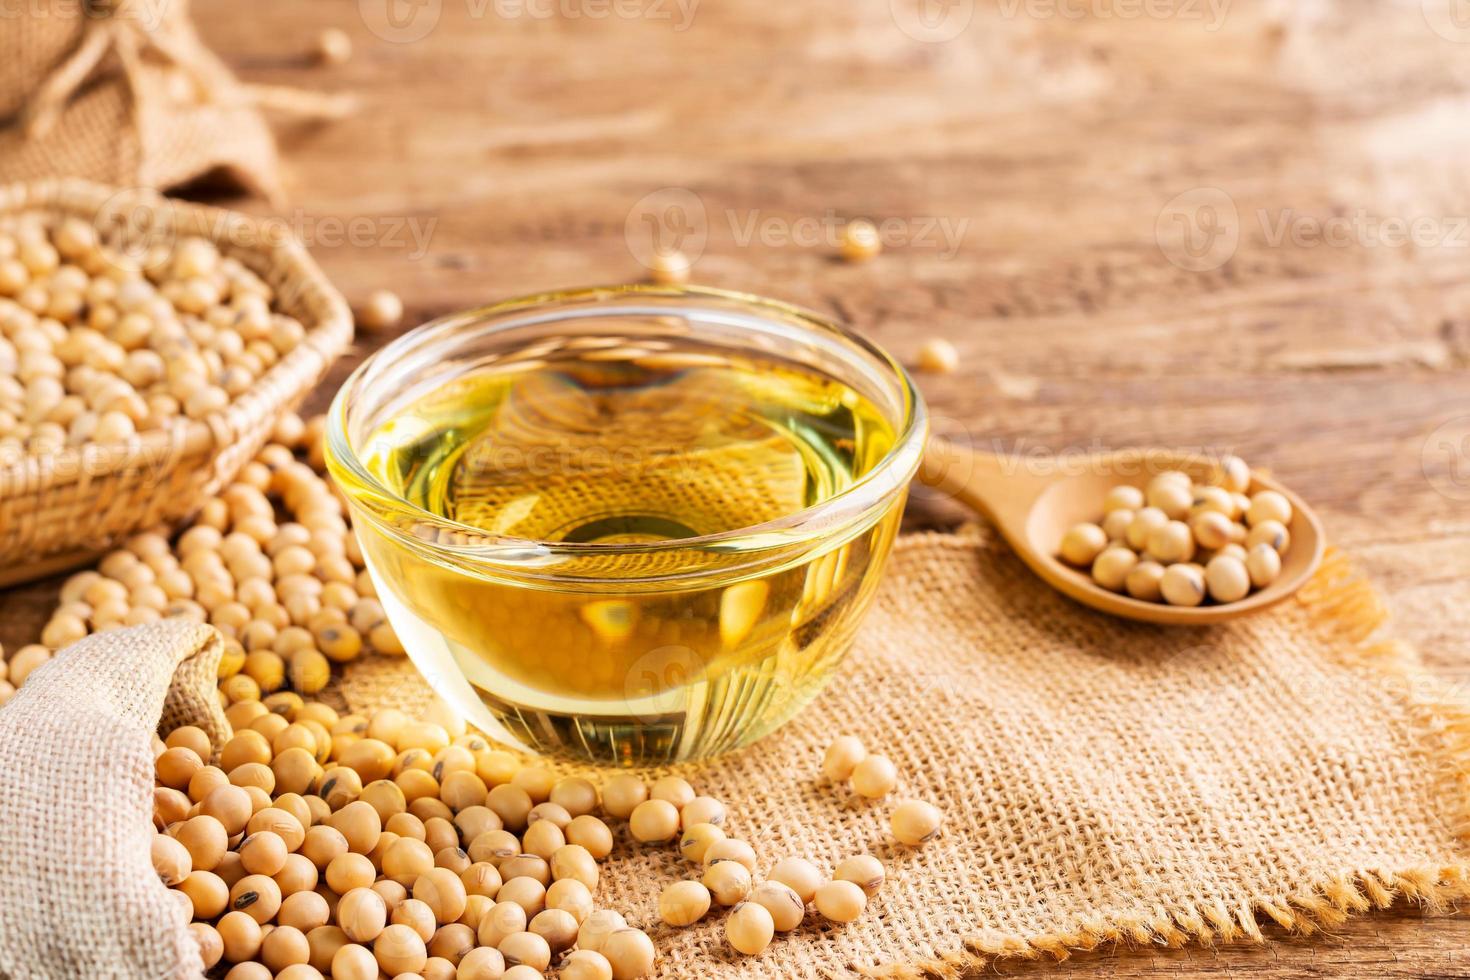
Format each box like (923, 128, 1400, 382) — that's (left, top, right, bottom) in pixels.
(0, 0, 348, 200)
(0, 620, 226, 980)
(4, 531, 1469, 979)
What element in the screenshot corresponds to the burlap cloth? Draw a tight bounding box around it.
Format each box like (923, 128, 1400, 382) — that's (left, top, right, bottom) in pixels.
(0, 0, 351, 200)
(0, 621, 227, 980)
(4, 529, 1470, 979)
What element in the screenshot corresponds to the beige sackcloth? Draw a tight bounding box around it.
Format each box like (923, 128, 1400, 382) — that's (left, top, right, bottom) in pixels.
(0, 0, 350, 200)
(4, 528, 1470, 979)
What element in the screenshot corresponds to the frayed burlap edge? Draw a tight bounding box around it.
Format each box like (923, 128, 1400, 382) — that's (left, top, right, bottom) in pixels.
(865, 544, 1470, 980)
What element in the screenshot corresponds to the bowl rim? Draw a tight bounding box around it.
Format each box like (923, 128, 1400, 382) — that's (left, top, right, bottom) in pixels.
(326, 283, 927, 561)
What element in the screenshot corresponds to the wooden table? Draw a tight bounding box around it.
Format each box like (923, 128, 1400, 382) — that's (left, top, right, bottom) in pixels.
(7, 0, 1470, 974)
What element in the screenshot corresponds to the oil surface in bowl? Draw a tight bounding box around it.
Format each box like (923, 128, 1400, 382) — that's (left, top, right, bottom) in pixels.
(350, 345, 904, 763)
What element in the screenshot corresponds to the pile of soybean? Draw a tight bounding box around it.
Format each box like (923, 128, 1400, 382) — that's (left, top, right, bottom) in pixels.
(1058, 456, 1293, 607)
(153, 694, 942, 979)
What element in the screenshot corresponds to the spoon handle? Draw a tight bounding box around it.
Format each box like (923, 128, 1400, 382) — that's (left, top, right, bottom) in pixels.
(918, 439, 1054, 531)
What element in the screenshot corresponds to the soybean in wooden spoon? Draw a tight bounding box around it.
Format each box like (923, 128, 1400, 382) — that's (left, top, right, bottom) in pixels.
(917, 439, 1326, 625)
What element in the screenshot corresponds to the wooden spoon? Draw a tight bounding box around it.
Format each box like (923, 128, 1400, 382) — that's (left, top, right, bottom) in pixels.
(918, 439, 1326, 625)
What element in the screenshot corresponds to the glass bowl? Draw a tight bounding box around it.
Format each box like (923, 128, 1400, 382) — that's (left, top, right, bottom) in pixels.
(326, 285, 926, 765)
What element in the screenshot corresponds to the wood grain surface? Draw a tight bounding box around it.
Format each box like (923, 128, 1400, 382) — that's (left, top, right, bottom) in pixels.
(7, 0, 1470, 974)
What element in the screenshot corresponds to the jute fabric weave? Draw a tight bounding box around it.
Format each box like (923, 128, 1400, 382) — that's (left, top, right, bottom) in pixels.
(0, 621, 224, 980)
(3, 529, 1469, 978)
(0, 0, 283, 198)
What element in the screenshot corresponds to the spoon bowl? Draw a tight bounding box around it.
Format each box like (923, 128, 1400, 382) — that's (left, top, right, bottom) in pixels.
(919, 440, 1326, 625)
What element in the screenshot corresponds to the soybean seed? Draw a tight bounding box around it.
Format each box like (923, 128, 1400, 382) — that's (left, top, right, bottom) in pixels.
(702, 838, 757, 873)
(1246, 519, 1290, 554)
(1246, 542, 1282, 588)
(1247, 490, 1292, 527)
(749, 880, 805, 932)
(834, 854, 886, 897)
(1147, 480, 1192, 520)
(600, 928, 655, 980)
(840, 220, 882, 264)
(658, 880, 711, 927)
(814, 880, 867, 923)
(357, 290, 403, 333)
(628, 799, 680, 843)
(891, 799, 944, 846)
(679, 796, 726, 829)
(1091, 546, 1138, 592)
(649, 776, 695, 809)
(561, 949, 614, 980)
(599, 776, 647, 820)
(1159, 563, 1206, 607)
(1205, 555, 1251, 603)
(701, 860, 752, 906)
(1146, 521, 1195, 565)
(1059, 523, 1108, 567)
(768, 857, 824, 904)
(315, 28, 352, 65)
(1102, 508, 1134, 541)
(1103, 485, 1145, 513)
(1126, 507, 1169, 551)
(678, 822, 725, 864)
(821, 736, 867, 782)
(850, 754, 898, 799)
(1124, 560, 1166, 602)
(496, 930, 550, 972)
(725, 901, 775, 956)
(916, 337, 958, 374)
(575, 910, 626, 954)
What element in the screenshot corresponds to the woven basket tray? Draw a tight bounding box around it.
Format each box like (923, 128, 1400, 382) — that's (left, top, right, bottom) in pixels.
(0, 178, 353, 586)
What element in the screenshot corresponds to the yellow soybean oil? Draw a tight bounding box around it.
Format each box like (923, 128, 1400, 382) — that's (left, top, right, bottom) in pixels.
(340, 347, 905, 764)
